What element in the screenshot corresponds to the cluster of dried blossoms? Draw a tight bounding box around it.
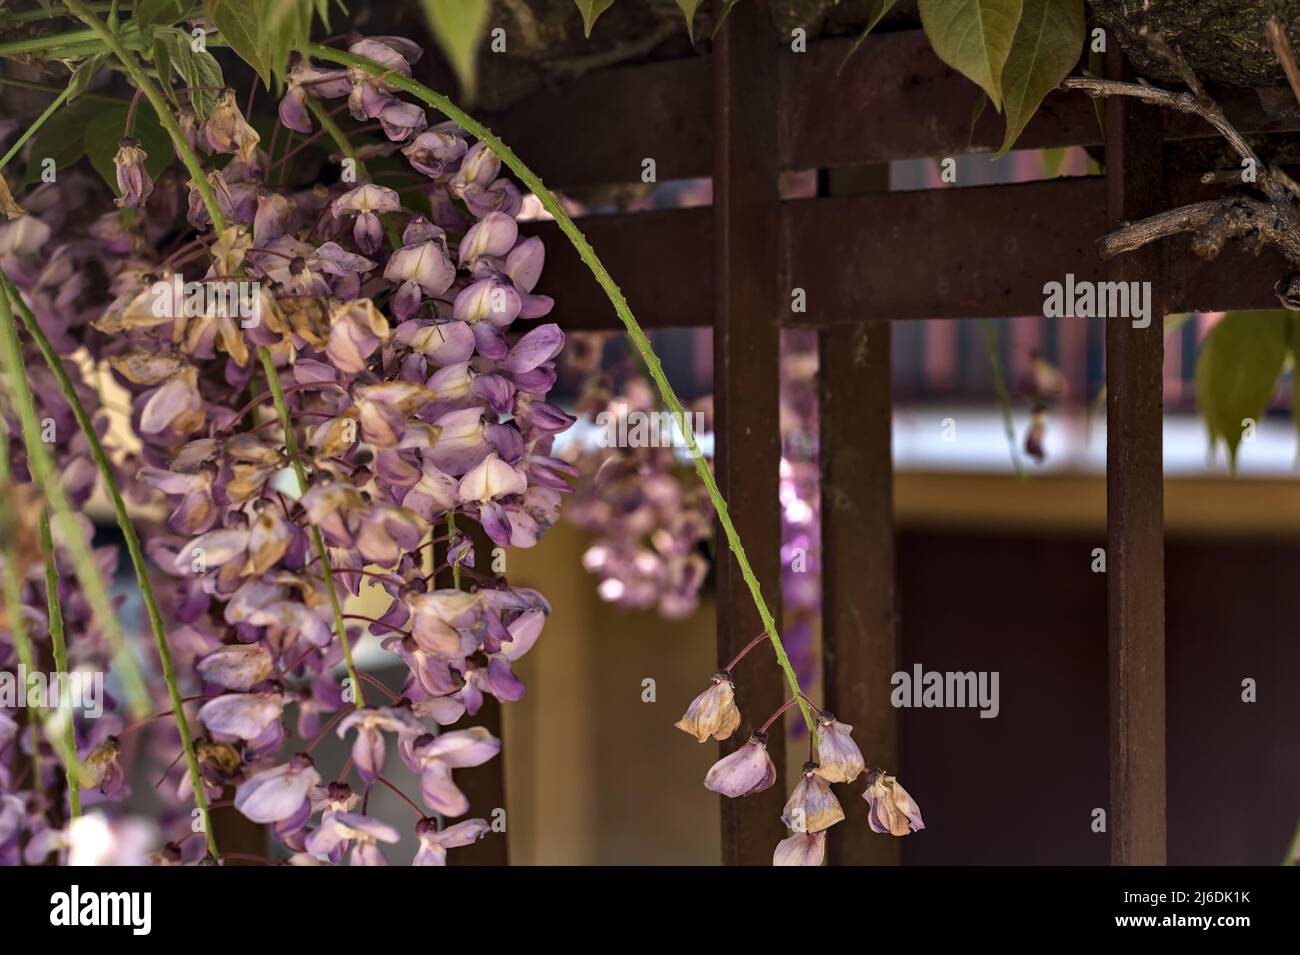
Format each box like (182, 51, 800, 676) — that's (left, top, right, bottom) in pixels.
(1, 35, 574, 865)
(677, 670, 924, 865)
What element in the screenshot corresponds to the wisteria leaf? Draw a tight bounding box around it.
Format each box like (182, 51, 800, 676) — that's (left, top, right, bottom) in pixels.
(68, 51, 108, 101)
(212, 0, 272, 87)
(839, 0, 897, 74)
(134, 0, 187, 34)
(1195, 311, 1290, 470)
(155, 26, 225, 119)
(675, 0, 704, 43)
(422, 0, 491, 100)
(22, 98, 101, 186)
(918, 0, 1023, 111)
(996, 0, 1084, 155)
(574, 0, 616, 38)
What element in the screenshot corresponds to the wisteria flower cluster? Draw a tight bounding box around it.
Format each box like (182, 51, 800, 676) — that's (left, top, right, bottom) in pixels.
(563, 347, 713, 620)
(1, 32, 575, 865)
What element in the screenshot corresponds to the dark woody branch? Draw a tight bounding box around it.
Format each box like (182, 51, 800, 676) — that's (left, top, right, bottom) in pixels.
(1060, 28, 1300, 308)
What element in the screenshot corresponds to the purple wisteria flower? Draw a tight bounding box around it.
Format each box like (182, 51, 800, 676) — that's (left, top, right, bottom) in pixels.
(0, 29, 577, 868)
(704, 734, 777, 798)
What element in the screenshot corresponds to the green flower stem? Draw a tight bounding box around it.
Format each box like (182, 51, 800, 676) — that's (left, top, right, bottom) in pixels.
(446, 511, 461, 590)
(0, 423, 46, 793)
(308, 42, 814, 730)
(256, 346, 365, 709)
(0, 273, 217, 855)
(41, 508, 81, 816)
(0, 30, 102, 57)
(0, 279, 152, 720)
(64, 0, 227, 234)
(303, 97, 403, 249)
(0, 77, 122, 102)
(0, 84, 72, 173)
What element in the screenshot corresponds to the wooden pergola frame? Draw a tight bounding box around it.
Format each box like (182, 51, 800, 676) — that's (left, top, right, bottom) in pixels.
(470, 1, 1299, 865)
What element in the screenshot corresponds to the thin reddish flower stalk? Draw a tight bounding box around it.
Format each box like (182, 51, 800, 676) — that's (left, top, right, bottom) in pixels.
(411, 534, 452, 555)
(248, 410, 332, 434)
(722, 630, 770, 674)
(311, 568, 406, 588)
(122, 86, 143, 139)
(154, 748, 187, 789)
(117, 694, 220, 737)
(797, 691, 824, 718)
(335, 755, 354, 785)
(269, 106, 354, 170)
(159, 234, 215, 269)
(758, 697, 801, 734)
(343, 613, 410, 638)
(226, 381, 347, 429)
(374, 776, 425, 817)
(305, 704, 356, 755)
(358, 673, 399, 703)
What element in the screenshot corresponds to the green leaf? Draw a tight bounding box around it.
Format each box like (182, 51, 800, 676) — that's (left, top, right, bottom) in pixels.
(135, 0, 187, 34)
(211, 0, 271, 87)
(422, 0, 491, 100)
(839, 0, 897, 73)
(83, 105, 173, 192)
(996, 0, 1083, 155)
(264, 0, 315, 89)
(68, 51, 108, 101)
(22, 98, 101, 185)
(675, 0, 705, 43)
(918, 0, 1024, 111)
(1195, 311, 1290, 470)
(711, 0, 742, 39)
(151, 33, 181, 110)
(155, 26, 224, 119)
(574, 0, 616, 38)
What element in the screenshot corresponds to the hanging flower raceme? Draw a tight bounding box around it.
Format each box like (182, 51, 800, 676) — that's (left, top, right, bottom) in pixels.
(680, 632, 923, 865)
(0, 29, 575, 865)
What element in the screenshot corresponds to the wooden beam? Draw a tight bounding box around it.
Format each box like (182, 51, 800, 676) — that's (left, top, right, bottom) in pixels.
(1103, 49, 1167, 867)
(815, 166, 900, 867)
(539, 176, 1289, 332)
(490, 31, 1300, 189)
(713, 0, 787, 866)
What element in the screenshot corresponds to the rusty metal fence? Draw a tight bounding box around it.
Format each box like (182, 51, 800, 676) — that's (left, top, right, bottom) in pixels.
(477, 2, 1298, 865)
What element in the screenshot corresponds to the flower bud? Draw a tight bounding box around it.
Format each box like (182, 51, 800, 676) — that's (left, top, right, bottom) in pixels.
(704, 733, 776, 797)
(813, 714, 865, 784)
(675, 673, 741, 742)
(204, 89, 262, 164)
(862, 768, 925, 836)
(782, 764, 845, 833)
(113, 140, 154, 209)
(773, 830, 826, 866)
